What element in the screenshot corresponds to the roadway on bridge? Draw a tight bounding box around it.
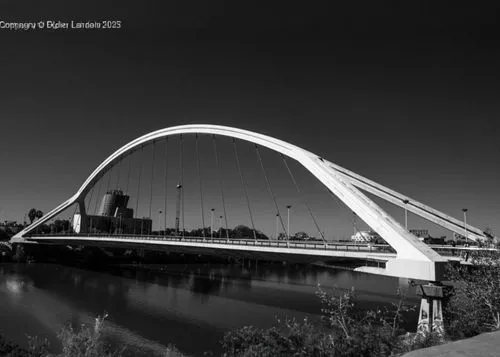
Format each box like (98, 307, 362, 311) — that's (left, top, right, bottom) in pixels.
(20, 234, 481, 265)
(23, 234, 398, 263)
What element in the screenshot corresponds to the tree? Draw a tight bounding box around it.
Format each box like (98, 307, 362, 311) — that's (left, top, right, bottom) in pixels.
(483, 227, 498, 246)
(222, 286, 422, 357)
(445, 250, 500, 339)
(35, 210, 43, 220)
(0, 229, 10, 241)
(292, 231, 311, 241)
(53, 220, 70, 233)
(28, 208, 37, 224)
(232, 225, 254, 239)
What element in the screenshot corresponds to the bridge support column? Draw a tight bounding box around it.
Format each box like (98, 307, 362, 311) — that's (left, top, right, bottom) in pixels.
(416, 283, 449, 337)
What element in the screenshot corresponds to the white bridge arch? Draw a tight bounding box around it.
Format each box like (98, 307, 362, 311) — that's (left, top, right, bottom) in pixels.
(13, 124, 476, 281)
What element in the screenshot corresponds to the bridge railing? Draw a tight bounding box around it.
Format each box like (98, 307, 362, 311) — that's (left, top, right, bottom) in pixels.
(24, 233, 397, 254)
(429, 245, 499, 258)
(23, 233, 499, 258)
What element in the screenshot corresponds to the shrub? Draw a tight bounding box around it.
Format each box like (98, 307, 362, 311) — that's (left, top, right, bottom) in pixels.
(1, 333, 31, 357)
(55, 314, 124, 357)
(444, 250, 500, 339)
(222, 285, 425, 357)
(221, 318, 335, 357)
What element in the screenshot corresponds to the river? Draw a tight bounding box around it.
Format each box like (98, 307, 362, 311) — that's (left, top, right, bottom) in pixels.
(0, 262, 420, 356)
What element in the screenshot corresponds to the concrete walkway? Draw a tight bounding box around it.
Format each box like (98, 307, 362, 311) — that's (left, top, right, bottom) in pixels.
(403, 331, 500, 357)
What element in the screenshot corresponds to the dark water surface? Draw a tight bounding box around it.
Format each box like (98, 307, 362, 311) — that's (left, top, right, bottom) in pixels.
(0, 262, 419, 356)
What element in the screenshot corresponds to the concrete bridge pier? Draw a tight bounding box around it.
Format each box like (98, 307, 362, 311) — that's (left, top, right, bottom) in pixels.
(415, 283, 450, 337)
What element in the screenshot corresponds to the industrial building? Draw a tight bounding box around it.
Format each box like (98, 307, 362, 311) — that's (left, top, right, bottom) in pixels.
(73, 190, 152, 234)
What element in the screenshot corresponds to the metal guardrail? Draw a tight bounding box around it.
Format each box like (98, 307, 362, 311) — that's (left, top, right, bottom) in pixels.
(25, 233, 397, 254)
(430, 245, 499, 258)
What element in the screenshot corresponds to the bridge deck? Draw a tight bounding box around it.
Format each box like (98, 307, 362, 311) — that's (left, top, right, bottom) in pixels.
(22, 234, 397, 261)
(18, 234, 491, 264)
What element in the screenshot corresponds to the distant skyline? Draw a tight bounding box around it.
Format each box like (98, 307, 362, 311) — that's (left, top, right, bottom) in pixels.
(0, 2, 499, 237)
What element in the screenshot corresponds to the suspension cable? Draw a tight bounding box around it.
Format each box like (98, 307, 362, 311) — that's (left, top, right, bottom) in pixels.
(114, 156, 122, 190)
(93, 176, 103, 216)
(85, 185, 96, 213)
(135, 145, 144, 234)
(125, 152, 133, 194)
(105, 164, 114, 195)
(233, 138, 256, 239)
(149, 140, 155, 220)
(196, 134, 206, 237)
(255, 144, 287, 240)
(106, 165, 116, 233)
(180, 134, 185, 238)
(281, 155, 326, 242)
(213, 135, 229, 239)
(82, 185, 95, 233)
(164, 137, 168, 235)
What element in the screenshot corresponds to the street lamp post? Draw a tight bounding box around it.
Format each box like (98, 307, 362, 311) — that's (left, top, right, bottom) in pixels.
(275, 213, 279, 240)
(158, 210, 163, 233)
(352, 212, 357, 236)
(219, 215, 223, 238)
(211, 208, 215, 239)
(286, 205, 292, 239)
(403, 199, 410, 230)
(462, 208, 468, 243)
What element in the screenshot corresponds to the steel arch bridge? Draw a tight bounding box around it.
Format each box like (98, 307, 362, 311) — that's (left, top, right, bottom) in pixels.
(11, 124, 493, 281)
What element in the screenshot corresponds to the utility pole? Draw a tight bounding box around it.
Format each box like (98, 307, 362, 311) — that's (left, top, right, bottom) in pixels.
(158, 210, 163, 233)
(286, 205, 292, 239)
(275, 213, 279, 240)
(175, 183, 182, 236)
(352, 212, 357, 235)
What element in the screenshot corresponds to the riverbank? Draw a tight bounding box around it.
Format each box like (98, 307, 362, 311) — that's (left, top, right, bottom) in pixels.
(403, 330, 500, 357)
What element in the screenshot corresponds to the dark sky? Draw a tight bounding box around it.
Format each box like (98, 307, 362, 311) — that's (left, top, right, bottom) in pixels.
(0, 1, 499, 237)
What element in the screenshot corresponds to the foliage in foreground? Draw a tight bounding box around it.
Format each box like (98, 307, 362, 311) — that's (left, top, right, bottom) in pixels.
(444, 250, 500, 339)
(0, 314, 180, 357)
(5, 251, 500, 357)
(221, 286, 443, 357)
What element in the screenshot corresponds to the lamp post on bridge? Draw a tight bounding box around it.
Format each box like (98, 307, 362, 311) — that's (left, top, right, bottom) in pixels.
(158, 210, 163, 234)
(219, 215, 223, 238)
(275, 213, 279, 240)
(462, 208, 468, 243)
(286, 205, 292, 240)
(352, 212, 357, 241)
(211, 208, 215, 239)
(403, 199, 410, 230)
